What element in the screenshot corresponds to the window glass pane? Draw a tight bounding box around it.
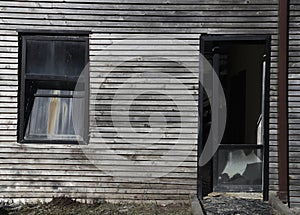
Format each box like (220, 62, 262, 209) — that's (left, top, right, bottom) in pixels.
(25, 89, 84, 141)
(217, 149, 263, 187)
(26, 39, 86, 77)
(55, 40, 86, 77)
(26, 40, 54, 75)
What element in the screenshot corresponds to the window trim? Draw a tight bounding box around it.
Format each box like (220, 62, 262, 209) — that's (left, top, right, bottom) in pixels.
(18, 33, 90, 145)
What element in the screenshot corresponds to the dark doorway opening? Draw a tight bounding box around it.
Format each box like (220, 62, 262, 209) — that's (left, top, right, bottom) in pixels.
(198, 35, 270, 200)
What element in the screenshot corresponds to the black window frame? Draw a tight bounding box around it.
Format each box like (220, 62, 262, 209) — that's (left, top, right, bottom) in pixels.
(18, 32, 90, 145)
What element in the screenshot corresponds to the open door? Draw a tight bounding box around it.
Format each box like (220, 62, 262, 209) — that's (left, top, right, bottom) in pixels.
(198, 35, 270, 200)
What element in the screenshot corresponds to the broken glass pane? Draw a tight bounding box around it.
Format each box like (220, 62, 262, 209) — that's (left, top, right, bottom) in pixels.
(25, 89, 84, 141)
(217, 149, 263, 186)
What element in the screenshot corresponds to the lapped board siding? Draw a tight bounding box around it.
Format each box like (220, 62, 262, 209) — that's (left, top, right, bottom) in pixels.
(289, 0, 300, 208)
(0, 0, 279, 203)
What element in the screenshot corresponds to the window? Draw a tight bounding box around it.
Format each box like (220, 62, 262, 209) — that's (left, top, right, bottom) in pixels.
(18, 34, 89, 144)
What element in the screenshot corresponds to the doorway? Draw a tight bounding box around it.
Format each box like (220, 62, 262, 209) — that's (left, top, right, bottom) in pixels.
(198, 35, 270, 200)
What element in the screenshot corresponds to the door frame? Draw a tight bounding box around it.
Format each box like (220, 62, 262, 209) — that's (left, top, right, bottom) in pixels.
(197, 34, 271, 201)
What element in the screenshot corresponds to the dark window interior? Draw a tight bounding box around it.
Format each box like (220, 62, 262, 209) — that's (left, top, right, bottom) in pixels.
(26, 39, 86, 77)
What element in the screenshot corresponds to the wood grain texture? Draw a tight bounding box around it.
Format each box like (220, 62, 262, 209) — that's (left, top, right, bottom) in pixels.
(289, 0, 300, 208)
(0, 0, 282, 204)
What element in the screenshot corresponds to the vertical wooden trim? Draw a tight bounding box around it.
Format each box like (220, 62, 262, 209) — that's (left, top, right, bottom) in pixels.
(198, 35, 205, 199)
(84, 36, 90, 145)
(263, 36, 271, 201)
(17, 34, 26, 143)
(278, 0, 289, 204)
(212, 46, 220, 192)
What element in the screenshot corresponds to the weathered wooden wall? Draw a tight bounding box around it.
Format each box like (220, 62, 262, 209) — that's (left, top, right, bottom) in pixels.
(289, 0, 300, 208)
(0, 0, 282, 203)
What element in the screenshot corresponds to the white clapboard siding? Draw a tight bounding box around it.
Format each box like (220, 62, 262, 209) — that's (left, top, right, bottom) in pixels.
(289, 0, 300, 208)
(0, 0, 280, 204)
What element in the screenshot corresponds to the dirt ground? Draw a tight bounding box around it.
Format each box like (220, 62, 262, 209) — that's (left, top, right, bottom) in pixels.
(2, 197, 192, 215)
